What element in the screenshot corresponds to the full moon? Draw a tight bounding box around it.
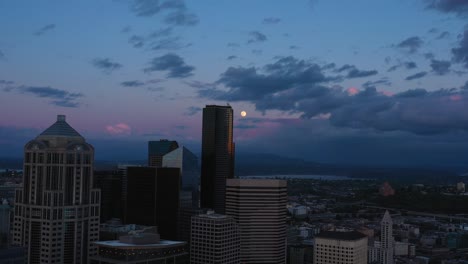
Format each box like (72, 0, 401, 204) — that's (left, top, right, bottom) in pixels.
(240, 111, 247, 117)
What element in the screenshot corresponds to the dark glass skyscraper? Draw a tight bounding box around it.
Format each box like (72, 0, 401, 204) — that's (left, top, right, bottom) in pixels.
(200, 105, 235, 214)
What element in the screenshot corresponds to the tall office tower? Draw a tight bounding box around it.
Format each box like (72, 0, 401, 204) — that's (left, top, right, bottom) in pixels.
(380, 211, 394, 264)
(12, 115, 100, 264)
(314, 231, 368, 264)
(148, 140, 179, 167)
(200, 105, 234, 213)
(93, 171, 122, 223)
(190, 212, 240, 264)
(0, 200, 11, 248)
(162, 146, 200, 194)
(123, 167, 180, 240)
(225, 179, 287, 264)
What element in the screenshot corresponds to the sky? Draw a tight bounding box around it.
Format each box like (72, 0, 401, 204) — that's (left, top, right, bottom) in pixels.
(0, 0, 468, 169)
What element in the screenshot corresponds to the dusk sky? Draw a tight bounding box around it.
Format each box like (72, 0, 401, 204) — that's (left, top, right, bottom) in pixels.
(1, 0, 468, 168)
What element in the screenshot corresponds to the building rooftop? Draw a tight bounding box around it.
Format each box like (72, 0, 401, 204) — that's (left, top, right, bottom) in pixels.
(38, 115, 82, 138)
(148, 140, 179, 155)
(94, 239, 185, 249)
(315, 231, 367, 241)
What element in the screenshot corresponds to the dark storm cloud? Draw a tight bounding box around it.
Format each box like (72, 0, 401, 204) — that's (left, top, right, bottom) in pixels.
(452, 29, 468, 68)
(426, 0, 468, 16)
(5, 86, 83, 108)
(262, 17, 281, 24)
(405, 71, 428, 80)
(91, 58, 123, 74)
(397, 36, 423, 53)
(34, 24, 56, 36)
(346, 68, 378, 79)
(185, 106, 201, 116)
(144, 53, 194, 78)
(199, 56, 468, 135)
(248, 31, 267, 43)
(130, 0, 199, 26)
(430, 59, 451, 75)
(121, 80, 145, 87)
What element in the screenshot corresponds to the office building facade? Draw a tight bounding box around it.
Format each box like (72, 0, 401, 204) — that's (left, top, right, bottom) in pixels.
(314, 231, 368, 264)
(123, 167, 180, 240)
(12, 115, 100, 264)
(190, 212, 240, 264)
(226, 179, 287, 263)
(148, 140, 179, 167)
(380, 211, 394, 264)
(200, 105, 235, 213)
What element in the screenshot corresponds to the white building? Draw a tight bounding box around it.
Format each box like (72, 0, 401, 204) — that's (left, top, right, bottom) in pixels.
(314, 231, 368, 264)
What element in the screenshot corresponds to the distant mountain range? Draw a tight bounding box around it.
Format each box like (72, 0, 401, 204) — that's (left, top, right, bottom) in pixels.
(1, 153, 465, 184)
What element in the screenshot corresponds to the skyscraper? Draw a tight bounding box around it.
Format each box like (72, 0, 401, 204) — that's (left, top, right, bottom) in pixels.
(148, 140, 179, 167)
(225, 179, 287, 264)
(380, 211, 394, 264)
(200, 105, 235, 214)
(190, 211, 240, 264)
(123, 167, 180, 240)
(314, 231, 368, 264)
(12, 115, 100, 264)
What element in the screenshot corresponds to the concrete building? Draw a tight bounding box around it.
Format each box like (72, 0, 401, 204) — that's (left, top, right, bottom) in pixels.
(200, 105, 234, 214)
(190, 212, 240, 264)
(380, 211, 394, 264)
(226, 179, 287, 264)
(314, 231, 368, 264)
(12, 115, 100, 264)
(148, 139, 179, 168)
(91, 232, 188, 264)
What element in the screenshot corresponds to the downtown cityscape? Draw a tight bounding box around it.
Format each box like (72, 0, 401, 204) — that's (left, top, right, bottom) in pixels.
(1, 0, 468, 264)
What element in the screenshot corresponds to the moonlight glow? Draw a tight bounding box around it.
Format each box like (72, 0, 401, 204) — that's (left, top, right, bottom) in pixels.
(241, 111, 247, 117)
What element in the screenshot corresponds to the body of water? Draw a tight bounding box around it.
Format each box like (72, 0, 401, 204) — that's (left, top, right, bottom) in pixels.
(240, 174, 351, 180)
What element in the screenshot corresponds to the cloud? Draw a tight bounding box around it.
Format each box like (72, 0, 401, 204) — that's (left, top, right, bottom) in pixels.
(92, 58, 122, 74)
(34, 24, 56, 36)
(106, 123, 132, 135)
(128, 28, 189, 51)
(185, 106, 202, 116)
(425, 0, 468, 16)
(248, 31, 267, 44)
(121, 80, 145, 87)
(424, 52, 435, 60)
(430, 59, 451, 75)
(164, 11, 199, 26)
(262, 17, 281, 24)
(130, 0, 199, 26)
(290, 45, 300, 50)
(0, 80, 13, 85)
(144, 53, 194, 78)
(121, 26, 132, 33)
(388, 61, 418, 72)
(362, 78, 392, 89)
(129, 35, 145, 48)
(397, 36, 423, 53)
(198, 56, 468, 135)
(0, 50, 5, 60)
(227, 55, 237, 60)
(437, 31, 450, 39)
(347, 68, 378, 78)
(405, 71, 428, 80)
(227, 42, 240, 48)
(452, 29, 468, 68)
(5, 86, 83, 108)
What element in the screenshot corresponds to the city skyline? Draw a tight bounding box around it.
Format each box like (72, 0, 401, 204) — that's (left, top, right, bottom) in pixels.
(1, 1, 468, 168)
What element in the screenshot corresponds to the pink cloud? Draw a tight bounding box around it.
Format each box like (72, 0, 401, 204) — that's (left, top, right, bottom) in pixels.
(347, 87, 359, 96)
(380, 90, 394, 97)
(450, 95, 462, 101)
(105, 123, 131, 135)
